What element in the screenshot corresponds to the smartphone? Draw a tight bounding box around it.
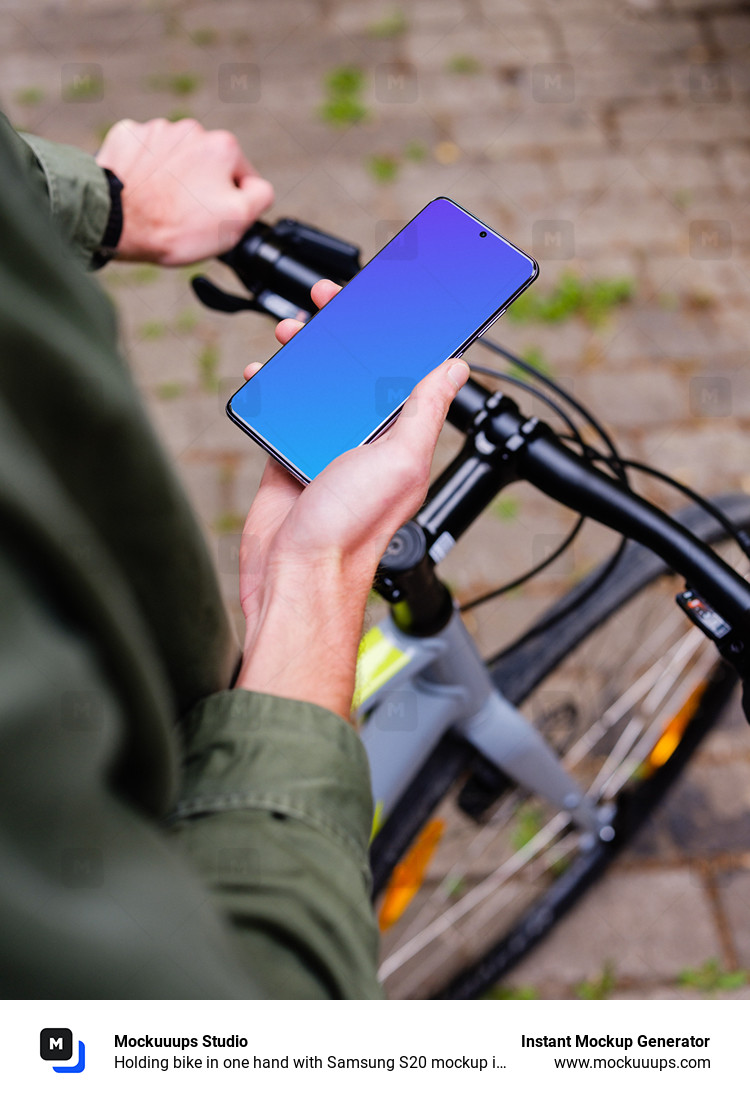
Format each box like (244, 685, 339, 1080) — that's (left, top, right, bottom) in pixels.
(226, 197, 538, 482)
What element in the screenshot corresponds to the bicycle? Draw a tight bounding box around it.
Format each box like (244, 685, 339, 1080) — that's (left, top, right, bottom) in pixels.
(195, 216, 750, 999)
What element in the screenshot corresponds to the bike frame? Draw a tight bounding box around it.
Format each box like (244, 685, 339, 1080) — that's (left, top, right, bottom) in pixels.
(356, 608, 606, 838)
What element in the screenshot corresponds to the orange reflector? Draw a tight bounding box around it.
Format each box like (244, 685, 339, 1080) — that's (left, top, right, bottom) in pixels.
(378, 820, 444, 932)
(648, 678, 709, 770)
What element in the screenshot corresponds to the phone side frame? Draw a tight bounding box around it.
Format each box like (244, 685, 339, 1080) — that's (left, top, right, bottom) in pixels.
(225, 401, 313, 484)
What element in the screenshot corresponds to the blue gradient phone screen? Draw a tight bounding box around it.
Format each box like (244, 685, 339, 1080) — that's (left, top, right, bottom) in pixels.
(228, 197, 537, 480)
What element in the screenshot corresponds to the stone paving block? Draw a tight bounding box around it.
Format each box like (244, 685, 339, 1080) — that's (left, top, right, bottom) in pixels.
(465, 591, 555, 659)
(637, 426, 750, 495)
(413, 71, 517, 113)
(611, 985, 749, 1000)
(714, 304, 750, 363)
(458, 106, 607, 161)
(406, 22, 553, 72)
(559, 13, 700, 60)
(572, 195, 686, 254)
(185, 0, 321, 43)
(636, 148, 722, 195)
(126, 336, 200, 388)
(710, 14, 750, 53)
(678, 199, 750, 252)
(618, 103, 750, 148)
(330, 0, 468, 36)
(481, 316, 593, 370)
(575, 366, 688, 426)
(403, 0, 471, 32)
(694, 688, 750, 762)
(178, 458, 231, 530)
(568, 254, 639, 284)
(572, 57, 684, 105)
(440, 501, 573, 600)
(717, 869, 750, 968)
(473, 157, 562, 215)
(144, 390, 240, 458)
(670, 0, 735, 7)
(644, 257, 749, 306)
(683, 362, 750, 420)
(510, 867, 722, 989)
(556, 153, 652, 197)
(633, 759, 750, 859)
(721, 146, 750, 198)
(726, 58, 750, 97)
(595, 306, 739, 362)
(479, 0, 544, 16)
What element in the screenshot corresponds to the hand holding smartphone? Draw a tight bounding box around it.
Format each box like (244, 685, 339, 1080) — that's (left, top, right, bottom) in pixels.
(227, 197, 538, 482)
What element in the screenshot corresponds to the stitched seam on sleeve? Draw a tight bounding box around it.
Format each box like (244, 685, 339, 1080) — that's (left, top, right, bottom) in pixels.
(170, 793, 369, 864)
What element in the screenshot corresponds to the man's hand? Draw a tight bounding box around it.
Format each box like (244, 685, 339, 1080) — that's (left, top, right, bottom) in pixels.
(95, 118, 274, 265)
(234, 279, 469, 720)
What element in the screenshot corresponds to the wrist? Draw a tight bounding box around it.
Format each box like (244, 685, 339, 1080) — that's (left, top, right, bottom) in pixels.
(236, 555, 374, 720)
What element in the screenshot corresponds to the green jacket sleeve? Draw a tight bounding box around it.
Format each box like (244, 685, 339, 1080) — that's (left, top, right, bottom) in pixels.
(171, 692, 382, 998)
(0, 110, 382, 998)
(14, 124, 110, 268)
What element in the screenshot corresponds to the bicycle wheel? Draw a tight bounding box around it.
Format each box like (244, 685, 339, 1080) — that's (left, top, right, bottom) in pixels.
(372, 493, 750, 999)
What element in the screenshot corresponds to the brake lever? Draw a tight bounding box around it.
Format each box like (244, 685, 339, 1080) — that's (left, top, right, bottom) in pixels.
(192, 275, 311, 322)
(191, 276, 263, 314)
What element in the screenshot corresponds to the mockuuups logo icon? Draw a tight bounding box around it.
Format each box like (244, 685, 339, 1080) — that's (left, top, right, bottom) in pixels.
(40, 1029, 86, 1073)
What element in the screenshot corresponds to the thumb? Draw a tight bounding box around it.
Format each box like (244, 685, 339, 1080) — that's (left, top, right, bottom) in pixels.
(386, 358, 469, 457)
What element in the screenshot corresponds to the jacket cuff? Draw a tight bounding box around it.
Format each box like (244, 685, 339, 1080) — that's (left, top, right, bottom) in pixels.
(19, 133, 110, 269)
(173, 690, 375, 866)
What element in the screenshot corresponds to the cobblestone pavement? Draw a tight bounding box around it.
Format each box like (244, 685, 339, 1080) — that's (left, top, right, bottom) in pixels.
(3, 0, 749, 998)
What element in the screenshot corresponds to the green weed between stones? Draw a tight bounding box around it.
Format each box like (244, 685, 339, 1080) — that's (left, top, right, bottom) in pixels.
(319, 67, 369, 127)
(507, 271, 634, 328)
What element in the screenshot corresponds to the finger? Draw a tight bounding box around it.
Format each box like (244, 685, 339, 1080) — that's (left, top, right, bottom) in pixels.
(275, 318, 305, 345)
(386, 358, 470, 457)
(234, 174, 275, 222)
(251, 457, 304, 515)
(243, 361, 263, 381)
(311, 279, 341, 310)
(230, 144, 256, 182)
(262, 457, 302, 497)
(272, 281, 340, 345)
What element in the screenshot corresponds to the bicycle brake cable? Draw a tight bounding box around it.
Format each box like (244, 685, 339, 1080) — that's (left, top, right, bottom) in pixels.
(460, 516, 585, 612)
(478, 334, 629, 485)
(455, 353, 631, 625)
(457, 363, 590, 611)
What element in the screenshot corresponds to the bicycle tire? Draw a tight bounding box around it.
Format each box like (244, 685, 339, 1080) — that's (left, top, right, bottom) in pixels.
(373, 493, 750, 999)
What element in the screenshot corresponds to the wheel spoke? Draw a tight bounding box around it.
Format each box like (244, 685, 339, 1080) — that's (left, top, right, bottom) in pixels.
(379, 812, 569, 981)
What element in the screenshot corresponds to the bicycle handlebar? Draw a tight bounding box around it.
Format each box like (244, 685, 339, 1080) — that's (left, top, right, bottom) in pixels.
(428, 379, 750, 638)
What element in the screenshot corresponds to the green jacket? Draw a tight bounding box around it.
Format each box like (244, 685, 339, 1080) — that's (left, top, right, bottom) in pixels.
(0, 114, 382, 999)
